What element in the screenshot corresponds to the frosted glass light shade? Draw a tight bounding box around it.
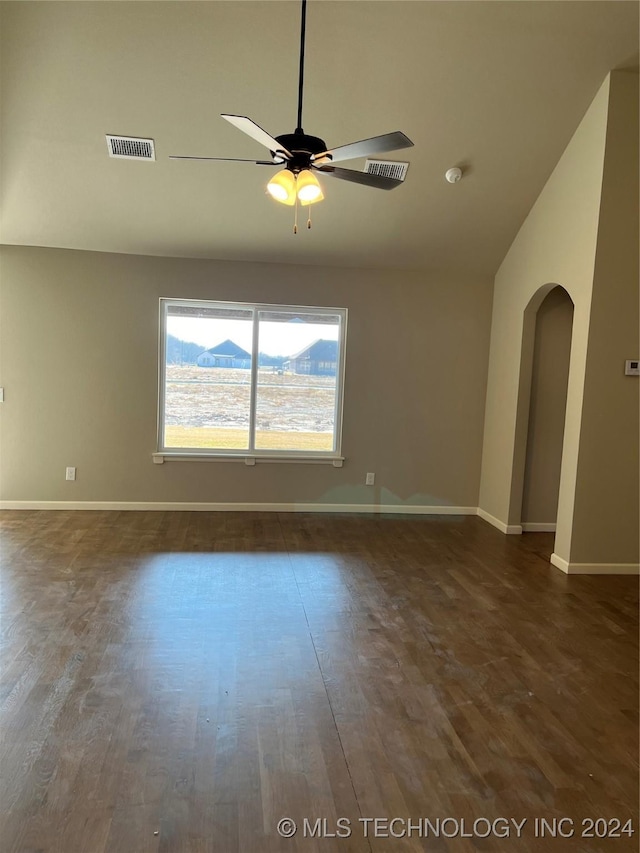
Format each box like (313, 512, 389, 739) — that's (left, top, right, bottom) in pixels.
(267, 169, 296, 205)
(297, 170, 324, 205)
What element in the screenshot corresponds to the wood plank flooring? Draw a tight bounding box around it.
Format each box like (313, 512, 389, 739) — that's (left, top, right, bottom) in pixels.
(0, 511, 637, 852)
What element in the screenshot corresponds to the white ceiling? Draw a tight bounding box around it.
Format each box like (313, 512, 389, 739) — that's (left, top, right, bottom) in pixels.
(0, 1, 638, 274)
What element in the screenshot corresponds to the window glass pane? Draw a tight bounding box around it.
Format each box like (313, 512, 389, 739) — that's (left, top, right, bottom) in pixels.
(164, 305, 253, 450)
(254, 311, 340, 451)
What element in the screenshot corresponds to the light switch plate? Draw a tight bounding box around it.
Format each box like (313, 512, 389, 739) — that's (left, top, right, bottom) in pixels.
(625, 360, 640, 376)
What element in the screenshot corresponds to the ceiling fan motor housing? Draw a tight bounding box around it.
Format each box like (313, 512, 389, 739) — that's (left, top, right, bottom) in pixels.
(273, 132, 330, 171)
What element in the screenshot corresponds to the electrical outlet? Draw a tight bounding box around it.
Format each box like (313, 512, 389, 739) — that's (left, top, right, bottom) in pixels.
(66, 467, 76, 481)
(366, 472, 375, 486)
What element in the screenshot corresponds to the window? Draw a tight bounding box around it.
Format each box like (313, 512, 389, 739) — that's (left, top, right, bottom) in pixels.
(158, 299, 347, 459)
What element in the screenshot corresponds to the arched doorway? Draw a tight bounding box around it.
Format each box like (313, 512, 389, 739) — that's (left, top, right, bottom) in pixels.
(520, 287, 574, 531)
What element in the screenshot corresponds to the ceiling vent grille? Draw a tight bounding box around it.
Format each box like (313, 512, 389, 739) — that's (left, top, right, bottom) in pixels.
(106, 135, 155, 161)
(364, 159, 409, 181)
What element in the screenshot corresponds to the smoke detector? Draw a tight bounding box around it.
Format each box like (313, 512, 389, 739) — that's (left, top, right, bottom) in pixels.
(445, 167, 463, 183)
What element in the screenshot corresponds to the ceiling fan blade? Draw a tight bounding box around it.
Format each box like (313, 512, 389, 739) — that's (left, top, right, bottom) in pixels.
(169, 155, 280, 164)
(314, 165, 403, 190)
(312, 131, 413, 164)
(221, 115, 292, 159)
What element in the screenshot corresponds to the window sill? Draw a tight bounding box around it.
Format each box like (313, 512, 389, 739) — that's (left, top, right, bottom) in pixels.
(153, 452, 344, 467)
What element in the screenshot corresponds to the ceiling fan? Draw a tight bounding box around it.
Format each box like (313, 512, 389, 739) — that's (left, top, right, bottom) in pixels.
(170, 0, 414, 230)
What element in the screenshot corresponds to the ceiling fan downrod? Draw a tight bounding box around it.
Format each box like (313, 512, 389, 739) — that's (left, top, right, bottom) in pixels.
(296, 0, 307, 135)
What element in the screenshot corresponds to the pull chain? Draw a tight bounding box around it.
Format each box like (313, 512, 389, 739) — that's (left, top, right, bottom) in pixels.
(307, 208, 312, 229)
(293, 190, 299, 234)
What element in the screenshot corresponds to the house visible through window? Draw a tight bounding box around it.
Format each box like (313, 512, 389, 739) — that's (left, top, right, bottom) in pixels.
(159, 299, 347, 456)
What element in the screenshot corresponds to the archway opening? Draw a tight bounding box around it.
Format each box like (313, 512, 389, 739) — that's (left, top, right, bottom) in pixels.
(520, 286, 574, 535)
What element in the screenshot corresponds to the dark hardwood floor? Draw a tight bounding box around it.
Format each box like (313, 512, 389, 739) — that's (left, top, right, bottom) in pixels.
(0, 511, 637, 852)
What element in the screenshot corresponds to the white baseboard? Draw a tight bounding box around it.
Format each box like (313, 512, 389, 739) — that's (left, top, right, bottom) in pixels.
(550, 553, 569, 572)
(0, 500, 478, 515)
(551, 553, 640, 575)
(521, 522, 556, 532)
(477, 507, 522, 535)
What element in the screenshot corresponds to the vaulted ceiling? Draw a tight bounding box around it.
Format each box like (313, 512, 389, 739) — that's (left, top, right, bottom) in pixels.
(1, 1, 638, 274)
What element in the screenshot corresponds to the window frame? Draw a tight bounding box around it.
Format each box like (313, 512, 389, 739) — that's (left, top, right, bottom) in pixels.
(157, 297, 347, 463)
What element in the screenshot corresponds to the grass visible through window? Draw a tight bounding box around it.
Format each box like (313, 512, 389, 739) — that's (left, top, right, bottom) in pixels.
(164, 366, 335, 452)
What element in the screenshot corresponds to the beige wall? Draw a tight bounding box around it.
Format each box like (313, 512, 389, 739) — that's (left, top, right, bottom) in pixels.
(479, 75, 609, 543)
(521, 287, 573, 525)
(569, 71, 639, 564)
(0, 246, 493, 507)
(479, 71, 639, 568)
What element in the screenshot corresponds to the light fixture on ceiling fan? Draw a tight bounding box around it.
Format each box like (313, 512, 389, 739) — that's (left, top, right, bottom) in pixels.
(266, 167, 324, 207)
(170, 0, 413, 231)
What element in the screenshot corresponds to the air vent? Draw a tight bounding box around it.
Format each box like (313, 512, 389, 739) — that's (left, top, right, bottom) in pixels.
(106, 135, 155, 161)
(364, 159, 409, 181)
